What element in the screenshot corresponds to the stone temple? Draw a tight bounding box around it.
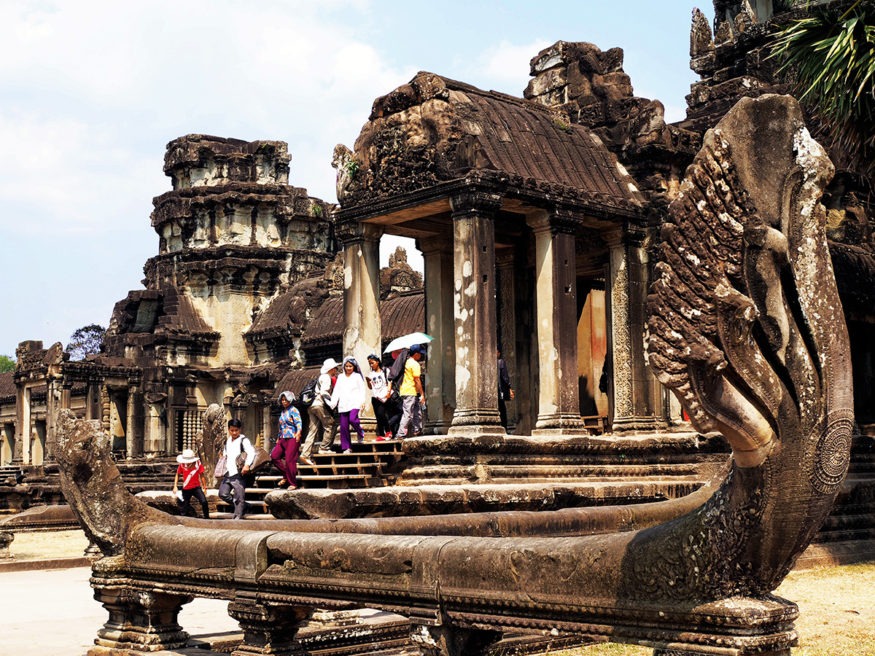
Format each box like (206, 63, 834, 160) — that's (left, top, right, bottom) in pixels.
(1, 2, 874, 653)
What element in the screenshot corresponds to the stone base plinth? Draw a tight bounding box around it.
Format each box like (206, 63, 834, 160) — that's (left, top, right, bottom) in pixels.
(531, 427, 592, 437)
(445, 424, 505, 438)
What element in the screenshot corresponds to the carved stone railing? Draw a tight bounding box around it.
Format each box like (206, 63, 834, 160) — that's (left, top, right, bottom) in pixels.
(58, 95, 852, 656)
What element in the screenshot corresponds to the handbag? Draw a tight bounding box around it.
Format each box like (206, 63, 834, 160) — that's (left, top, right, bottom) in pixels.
(236, 445, 271, 473)
(213, 454, 228, 479)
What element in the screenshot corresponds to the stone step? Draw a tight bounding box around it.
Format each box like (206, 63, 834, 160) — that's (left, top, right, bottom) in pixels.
(811, 526, 875, 543)
(819, 512, 875, 532)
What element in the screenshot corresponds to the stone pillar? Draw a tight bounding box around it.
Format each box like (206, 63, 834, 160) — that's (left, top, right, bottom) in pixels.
(125, 388, 137, 459)
(409, 621, 502, 656)
(14, 386, 31, 464)
(0, 531, 12, 560)
(339, 222, 383, 384)
(91, 584, 193, 652)
(227, 598, 312, 656)
(261, 402, 273, 452)
(44, 377, 64, 462)
(495, 249, 518, 432)
(528, 211, 586, 434)
(606, 227, 663, 432)
(144, 400, 166, 455)
(447, 192, 503, 436)
(421, 237, 455, 434)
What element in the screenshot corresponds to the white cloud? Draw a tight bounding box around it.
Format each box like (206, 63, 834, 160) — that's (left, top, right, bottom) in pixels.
(463, 38, 551, 95)
(0, 0, 413, 240)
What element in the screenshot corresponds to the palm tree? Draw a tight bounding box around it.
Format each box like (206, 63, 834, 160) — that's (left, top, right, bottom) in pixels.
(769, 0, 875, 184)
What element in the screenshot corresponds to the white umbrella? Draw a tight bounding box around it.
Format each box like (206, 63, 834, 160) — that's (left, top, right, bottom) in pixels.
(383, 332, 433, 354)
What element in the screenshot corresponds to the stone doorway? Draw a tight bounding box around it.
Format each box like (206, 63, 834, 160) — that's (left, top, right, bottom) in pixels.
(576, 284, 608, 422)
(2, 423, 15, 465)
(30, 420, 46, 466)
(108, 389, 128, 457)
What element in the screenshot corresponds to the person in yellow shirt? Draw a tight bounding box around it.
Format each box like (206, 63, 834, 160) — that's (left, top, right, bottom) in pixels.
(395, 344, 425, 438)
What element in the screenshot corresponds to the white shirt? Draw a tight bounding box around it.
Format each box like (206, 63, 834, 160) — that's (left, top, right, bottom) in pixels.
(225, 434, 255, 477)
(330, 372, 366, 413)
(312, 372, 334, 407)
(367, 369, 390, 402)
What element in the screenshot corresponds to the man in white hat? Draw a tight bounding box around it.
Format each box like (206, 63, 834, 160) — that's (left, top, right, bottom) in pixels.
(299, 357, 339, 462)
(172, 448, 209, 519)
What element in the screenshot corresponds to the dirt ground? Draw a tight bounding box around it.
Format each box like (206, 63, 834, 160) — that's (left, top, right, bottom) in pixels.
(548, 562, 875, 655)
(6, 528, 90, 560)
(6, 531, 875, 654)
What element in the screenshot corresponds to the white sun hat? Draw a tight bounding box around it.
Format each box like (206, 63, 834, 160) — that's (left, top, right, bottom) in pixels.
(176, 448, 199, 464)
(321, 358, 340, 374)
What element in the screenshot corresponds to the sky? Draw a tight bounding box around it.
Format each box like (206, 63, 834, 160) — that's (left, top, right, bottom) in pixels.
(0, 0, 711, 359)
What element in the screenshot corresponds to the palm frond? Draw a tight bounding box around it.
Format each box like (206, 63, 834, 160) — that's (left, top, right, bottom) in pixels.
(768, 2, 875, 181)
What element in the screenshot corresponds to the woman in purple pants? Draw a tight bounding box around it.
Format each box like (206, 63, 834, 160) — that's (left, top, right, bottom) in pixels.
(329, 357, 366, 454)
(270, 391, 302, 489)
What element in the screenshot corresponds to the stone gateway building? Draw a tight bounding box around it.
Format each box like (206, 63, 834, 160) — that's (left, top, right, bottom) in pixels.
(1, 0, 872, 481)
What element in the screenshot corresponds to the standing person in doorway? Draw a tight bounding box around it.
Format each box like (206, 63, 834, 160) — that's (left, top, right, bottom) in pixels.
(330, 356, 367, 453)
(396, 344, 426, 439)
(218, 418, 254, 520)
(366, 354, 398, 440)
(301, 358, 338, 461)
(271, 391, 302, 489)
(498, 347, 515, 431)
(172, 448, 210, 519)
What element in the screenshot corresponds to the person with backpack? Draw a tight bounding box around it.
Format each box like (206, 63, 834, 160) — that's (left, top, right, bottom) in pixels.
(395, 344, 426, 439)
(299, 358, 338, 461)
(218, 418, 254, 520)
(172, 448, 210, 519)
(270, 391, 302, 489)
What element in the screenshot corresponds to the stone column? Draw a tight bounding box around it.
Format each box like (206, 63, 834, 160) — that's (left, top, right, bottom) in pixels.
(409, 621, 502, 656)
(125, 389, 136, 459)
(447, 191, 503, 436)
(44, 377, 63, 462)
(527, 212, 587, 435)
(495, 250, 518, 432)
(421, 236, 455, 434)
(92, 584, 193, 652)
(339, 221, 383, 384)
(227, 598, 313, 656)
(605, 227, 663, 432)
(261, 401, 272, 452)
(144, 398, 166, 456)
(14, 386, 31, 464)
(528, 211, 586, 434)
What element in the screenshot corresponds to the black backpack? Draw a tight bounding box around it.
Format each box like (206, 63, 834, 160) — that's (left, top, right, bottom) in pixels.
(299, 377, 319, 406)
(387, 348, 409, 385)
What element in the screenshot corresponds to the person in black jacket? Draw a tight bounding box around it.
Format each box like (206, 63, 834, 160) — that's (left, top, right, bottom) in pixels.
(497, 347, 514, 430)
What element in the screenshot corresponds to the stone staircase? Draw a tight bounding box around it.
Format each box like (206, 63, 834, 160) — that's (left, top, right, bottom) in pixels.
(0, 464, 23, 483)
(215, 439, 405, 516)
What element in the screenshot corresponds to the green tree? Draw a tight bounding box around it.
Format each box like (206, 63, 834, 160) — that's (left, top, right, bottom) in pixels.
(65, 324, 106, 361)
(769, 0, 875, 182)
(0, 355, 14, 373)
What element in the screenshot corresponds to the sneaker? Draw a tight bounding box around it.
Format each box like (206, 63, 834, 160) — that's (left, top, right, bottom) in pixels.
(318, 448, 332, 454)
(376, 436, 386, 442)
(300, 457, 315, 466)
(343, 449, 352, 454)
